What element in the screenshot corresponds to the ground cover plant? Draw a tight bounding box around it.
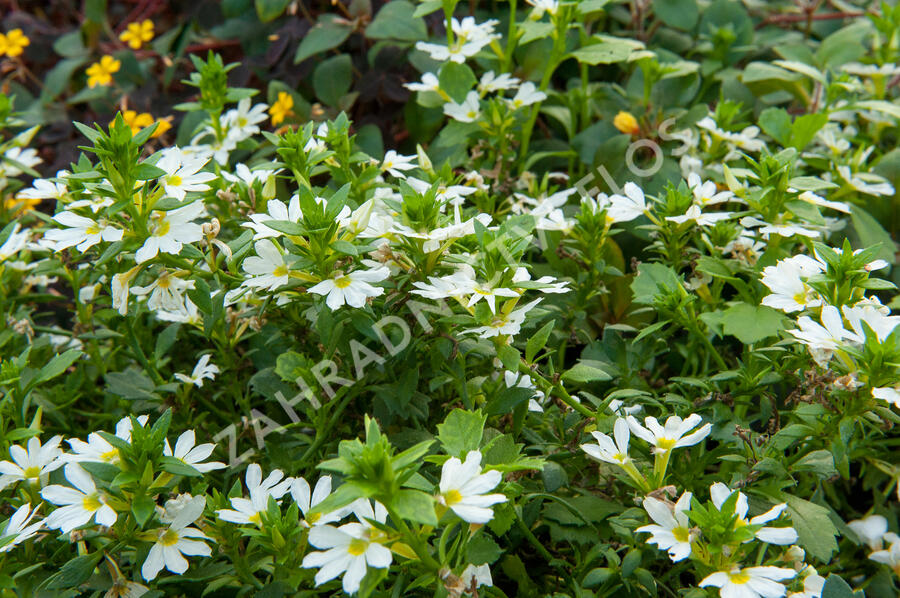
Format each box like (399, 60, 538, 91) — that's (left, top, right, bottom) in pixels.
(1, 0, 900, 596)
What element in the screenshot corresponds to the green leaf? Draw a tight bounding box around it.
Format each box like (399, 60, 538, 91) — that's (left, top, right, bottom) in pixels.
(631, 263, 682, 305)
(134, 162, 167, 181)
(789, 113, 827, 150)
(366, 0, 427, 41)
(392, 489, 437, 526)
(255, 0, 290, 22)
(44, 553, 103, 589)
(36, 349, 82, 385)
(542, 461, 568, 492)
(653, 0, 698, 30)
(159, 456, 203, 477)
(792, 450, 837, 478)
(571, 40, 636, 65)
(721, 304, 787, 344)
(295, 15, 354, 64)
(438, 62, 476, 104)
(758, 108, 792, 147)
(821, 575, 863, 598)
(466, 533, 503, 565)
(851, 205, 896, 264)
(526, 320, 555, 363)
(313, 54, 353, 106)
(497, 345, 520, 372)
(562, 360, 612, 383)
(437, 409, 486, 458)
(782, 494, 839, 562)
(131, 493, 156, 527)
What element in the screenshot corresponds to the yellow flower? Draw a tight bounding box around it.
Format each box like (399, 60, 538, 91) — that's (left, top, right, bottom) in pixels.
(86, 55, 121, 88)
(0, 29, 31, 58)
(122, 110, 155, 135)
(119, 20, 154, 50)
(152, 117, 173, 138)
(3, 195, 41, 217)
(613, 111, 640, 136)
(268, 92, 294, 126)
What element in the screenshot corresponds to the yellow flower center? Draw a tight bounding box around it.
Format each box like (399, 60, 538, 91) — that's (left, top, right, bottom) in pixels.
(444, 489, 463, 505)
(167, 175, 183, 187)
(334, 276, 352, 289)
(672, 526, 690, 543)
(347, 538, 368, 556)
(656, 437, 676, 451)
(248, 512, 262, 526)
(86, 224, 101, 235)
(156, 217, 171, 238)
(273, 265, 288, 277)
(23, 466, 41, 478)
(307, 511, 321, 524)
(728, 571, 751, 584)
(160, 529, 180, 546)
(83, 494, 102, 512)
(100, 448, 119, 462)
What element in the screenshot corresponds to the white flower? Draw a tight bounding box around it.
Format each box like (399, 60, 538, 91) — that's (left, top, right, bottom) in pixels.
(842, 304, 900, 343)
(796, 190, 850, 213)
(243, 196, 302, 240)
(381, 150, 418, 179)
(869, 532, 900, 573)
(111, 266, 141, 316)
(581, 418, 632, 466)
(837, 166, 894, 197)
(0, 223, 30, 262)
(42, 463, 118, 533)
(504, 370, 546, 412)
(873, 387, 900, 408)
(626, 414, 711, 454)
(242, 239, 291, 291)
(788, 567, 826, 598)
(1, 147, 41, 177)
(460, 563, 493, 590)
(687, 173, 734, 206)
(302, 500, 393, 594)
(607, 182, 647, 223)
(415, 17, 498, 63)
(308, 266, 391, 310)
(709, 483, 799, 545)
(19, 176, 67, 201)
(478, 71, 519, 93)
(0, 435, 64, 490)
(141, 495, 212, 581)
(156, 148, 216, 201)
(163, 430, 225, 472)
(848, 514, 889, 550)
(760, 255, 824, 313)
(444, 91, 481, 123)
(174, 354, 220, 388)
(216, 464, 293, 526)
(666, 204, 732, 226)
(291, 476, 349, 527)
(131, 271, 195, 312)
(699, 566, 796, 598)
(66, 415, 149, 464)
(223, 99, 269, 142)
(636, 492, 694, 562)
(525, 0, 558, 18)
(405, 72, 440, 93)
(509, 82, 546, 109)
(462, 298, 541, 339)
(438, 451, 506, 524)
(467, 281, 519, 314)
(222, 163, 280, 187)
(788, 305, 860, 365)
(43, 212, 124, 252)
(0, 503, 45, 552)
(136, 203, 205, 264)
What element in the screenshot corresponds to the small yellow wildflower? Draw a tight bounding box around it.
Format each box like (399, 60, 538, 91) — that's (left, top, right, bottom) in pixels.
(119, 20, 154, 50)
(0, 29, 31, 58)
(3, 195, 41, 217)
(86, 55, 121, 88)
(613, 111, 640, 136)
(152, 117, 173, 138)
(122, 110, 155, 135)
(268, 92, 294, 126)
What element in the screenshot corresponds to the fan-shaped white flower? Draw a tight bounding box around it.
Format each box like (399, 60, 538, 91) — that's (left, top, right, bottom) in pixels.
(308, 266, 391, 310)
(42, 463, 118, 533)
(216, 464, 293, 526)
(136, 203, 205, 264)
(438, 451, 506, 524)
(848, 514, 889, 550)
(174, 354, 220, 388)
(163, 430, 225, 472)
(699, 566, 796, 598)
(242, 239, 291, 291)
(0, 503, 45, 552)
(709, 483, 799, 545)
(43, 212, 124, 252)
(636, 492, 694, 562)
(141, 495, 212, 581)
(625, 414, 711, 454)
(0, 435, 64, 490)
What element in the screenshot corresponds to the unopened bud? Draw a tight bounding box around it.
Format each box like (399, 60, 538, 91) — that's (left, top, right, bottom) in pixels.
(613, 111, 640, 135)
(202, 218, 221, 238)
